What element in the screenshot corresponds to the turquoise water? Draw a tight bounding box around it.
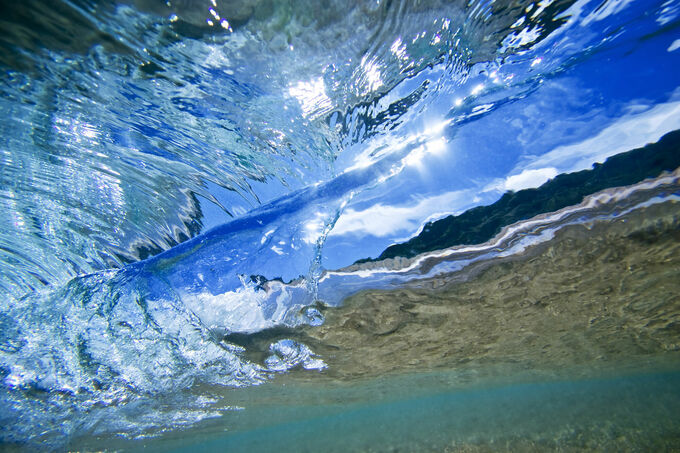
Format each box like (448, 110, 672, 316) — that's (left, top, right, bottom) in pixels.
(213, 373, 680, 453)
(201, 372, 680, 453)
(76, 366, 680, 452)
(1, 0, 680, 449)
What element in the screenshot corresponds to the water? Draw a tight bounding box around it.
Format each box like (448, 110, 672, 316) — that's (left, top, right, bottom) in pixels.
(0, 0, 679, 450)
(78, 369, 680, 452)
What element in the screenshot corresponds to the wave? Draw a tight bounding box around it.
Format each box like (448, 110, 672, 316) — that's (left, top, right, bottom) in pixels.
(1, 165, 678, 446)
(0, 0, 634, 298)
(1, 0, 680, 447)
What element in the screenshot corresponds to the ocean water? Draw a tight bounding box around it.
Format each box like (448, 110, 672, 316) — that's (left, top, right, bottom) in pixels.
(0, 0, 679, 450)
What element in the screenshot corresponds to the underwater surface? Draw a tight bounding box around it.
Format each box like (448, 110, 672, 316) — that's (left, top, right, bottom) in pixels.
(1, 0, 679, 450)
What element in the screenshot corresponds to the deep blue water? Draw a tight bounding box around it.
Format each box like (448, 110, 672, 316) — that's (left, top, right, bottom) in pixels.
(1, 0, 679, 449)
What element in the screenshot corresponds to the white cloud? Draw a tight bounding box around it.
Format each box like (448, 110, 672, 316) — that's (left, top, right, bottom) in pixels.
(521, 98, 680, 174)
(330, 190, 468, 238)
(503, 167, 558, 191)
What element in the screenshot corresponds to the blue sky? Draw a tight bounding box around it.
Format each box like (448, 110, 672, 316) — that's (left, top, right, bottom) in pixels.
(320, 17, 680, 268)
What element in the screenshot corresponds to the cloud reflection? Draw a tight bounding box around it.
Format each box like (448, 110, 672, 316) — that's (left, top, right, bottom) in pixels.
(331, 189, 469, 238)
(520, 98, 680, 174)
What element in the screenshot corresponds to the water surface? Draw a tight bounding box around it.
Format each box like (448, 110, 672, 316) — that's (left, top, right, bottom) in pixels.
(1, 0, 679, 449)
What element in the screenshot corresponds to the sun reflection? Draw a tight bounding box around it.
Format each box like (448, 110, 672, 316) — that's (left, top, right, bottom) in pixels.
(346, 118, 452, 173)
(303, 212, 326, 244)
(202, 4, 232, 32)
(402, 137, 448, 170)
(425, 137, 447, 154)
(390, 37, 408, 60)
(360, 55, 384, 93)
(288, 77, 333, 118)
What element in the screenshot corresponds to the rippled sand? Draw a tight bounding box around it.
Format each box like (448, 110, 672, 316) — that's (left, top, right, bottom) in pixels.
(259, 199, 679, 383)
